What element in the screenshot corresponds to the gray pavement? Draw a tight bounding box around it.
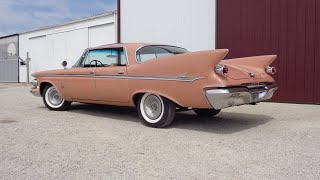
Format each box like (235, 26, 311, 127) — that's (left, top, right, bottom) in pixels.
(0, 83, 319, 179)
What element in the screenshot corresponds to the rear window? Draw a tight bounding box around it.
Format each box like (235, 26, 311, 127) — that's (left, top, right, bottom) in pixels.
(136, 45, 188, 62)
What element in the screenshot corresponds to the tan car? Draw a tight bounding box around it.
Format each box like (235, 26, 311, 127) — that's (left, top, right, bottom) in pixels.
(31, 43, 278, 128)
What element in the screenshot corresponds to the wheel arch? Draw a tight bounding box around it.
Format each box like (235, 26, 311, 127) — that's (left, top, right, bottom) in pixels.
(39, 80, 65, 99)
(132, 91, 184, 108)
(40, 81, 52, 96)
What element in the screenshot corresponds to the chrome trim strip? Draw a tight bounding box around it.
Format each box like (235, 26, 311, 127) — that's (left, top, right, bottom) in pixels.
(33, 74, 94, 78)
(241, 82, 269, 89)
(135, 45, 144, 64)
(32, 74, 204, 82)
(123, 45, 129, 66)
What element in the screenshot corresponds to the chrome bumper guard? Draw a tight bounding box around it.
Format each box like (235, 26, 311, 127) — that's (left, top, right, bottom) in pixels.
(205, 83, 278, 110)
(30, 79, 41, 97)
(31, 79, 38, 89)
(30, 89, 41, 97)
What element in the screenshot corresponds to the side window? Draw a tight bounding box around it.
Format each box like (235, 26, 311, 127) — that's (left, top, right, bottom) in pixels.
(73, 51, 87, 67)
(136, 45, 188, 62)
(82, 48, 126, 68)
(136, 46, 172, 62)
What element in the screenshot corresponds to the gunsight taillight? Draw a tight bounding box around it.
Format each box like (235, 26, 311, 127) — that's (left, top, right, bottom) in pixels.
(266, 66, 276, 75)
(215, 64, 228, 75)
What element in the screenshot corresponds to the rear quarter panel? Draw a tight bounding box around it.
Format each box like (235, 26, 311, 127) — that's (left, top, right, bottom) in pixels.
(125, 45, 276, 108)
(125, 46, 229, 109)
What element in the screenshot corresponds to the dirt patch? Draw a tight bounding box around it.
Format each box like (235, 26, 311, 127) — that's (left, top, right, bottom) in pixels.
(0, 120, 17, 124)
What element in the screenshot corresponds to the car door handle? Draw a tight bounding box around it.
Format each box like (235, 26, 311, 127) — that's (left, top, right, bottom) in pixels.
(89, 70, 95, 75)
(117, 70, 125, 75)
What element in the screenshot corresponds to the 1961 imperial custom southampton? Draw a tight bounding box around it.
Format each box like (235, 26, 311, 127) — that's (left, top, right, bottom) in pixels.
(31, 43, 278, 128)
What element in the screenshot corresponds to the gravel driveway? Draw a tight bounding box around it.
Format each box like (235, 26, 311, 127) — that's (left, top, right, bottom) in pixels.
(0, 83, 319, 179)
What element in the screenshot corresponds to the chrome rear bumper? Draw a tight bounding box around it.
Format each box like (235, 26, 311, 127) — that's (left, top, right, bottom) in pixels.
(205, 83, 278, 110)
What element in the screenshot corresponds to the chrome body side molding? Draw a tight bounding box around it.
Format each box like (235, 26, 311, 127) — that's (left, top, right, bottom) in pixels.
(32, 74, 204, 82)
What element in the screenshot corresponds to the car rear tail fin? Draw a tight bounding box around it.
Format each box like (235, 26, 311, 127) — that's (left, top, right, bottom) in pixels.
(223, 55, 277, 70)
(221, 55, 277, 80)
(135, 49, 229, 78)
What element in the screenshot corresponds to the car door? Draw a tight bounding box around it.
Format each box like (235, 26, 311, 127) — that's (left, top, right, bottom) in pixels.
(94, 48, 129, 103)
(62, 51, 97, 101)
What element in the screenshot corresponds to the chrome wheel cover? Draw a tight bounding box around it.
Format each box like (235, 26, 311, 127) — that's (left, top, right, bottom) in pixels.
(45, 86, 65, 108)
(140, 94, 165, 123)
(143, 95, 162, 120)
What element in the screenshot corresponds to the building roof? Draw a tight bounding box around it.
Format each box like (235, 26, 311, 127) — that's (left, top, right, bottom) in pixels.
(0, 11, 116, 38)
(0, 34, 18, 39)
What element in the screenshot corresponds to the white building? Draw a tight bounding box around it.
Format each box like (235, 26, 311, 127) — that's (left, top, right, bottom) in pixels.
(119, 0, 217, 52)
(2, 1, 218, 83)
(19, 11, 117, 83)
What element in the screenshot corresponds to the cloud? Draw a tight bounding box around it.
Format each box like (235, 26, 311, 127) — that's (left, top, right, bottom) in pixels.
(0, 0, 116, 36)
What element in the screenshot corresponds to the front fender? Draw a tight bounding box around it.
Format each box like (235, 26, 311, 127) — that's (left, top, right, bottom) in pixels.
(39, 79, 69, 101)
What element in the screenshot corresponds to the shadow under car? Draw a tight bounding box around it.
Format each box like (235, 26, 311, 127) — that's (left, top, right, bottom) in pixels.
(58, 103, 273, 134)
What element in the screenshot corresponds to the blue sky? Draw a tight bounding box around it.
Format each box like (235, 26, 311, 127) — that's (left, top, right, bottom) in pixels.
(0, 0, 116, 36)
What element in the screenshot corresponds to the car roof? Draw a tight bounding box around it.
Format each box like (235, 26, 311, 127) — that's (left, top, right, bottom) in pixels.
(89, 43, 148, 50)
(88, 43, 179, 50)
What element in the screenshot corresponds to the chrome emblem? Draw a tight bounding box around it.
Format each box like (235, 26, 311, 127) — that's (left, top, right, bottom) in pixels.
(60, 82, 64, 89)
(249, 73, 255, 77)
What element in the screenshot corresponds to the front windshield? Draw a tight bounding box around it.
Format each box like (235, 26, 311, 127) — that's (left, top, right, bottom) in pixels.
(136, 45, 189, 62)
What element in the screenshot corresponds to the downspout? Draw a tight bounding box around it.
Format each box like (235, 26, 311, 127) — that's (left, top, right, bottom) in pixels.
(17, 35, 20, 83)
(117, 0, 121, 43)
(114, 11, 117, 43)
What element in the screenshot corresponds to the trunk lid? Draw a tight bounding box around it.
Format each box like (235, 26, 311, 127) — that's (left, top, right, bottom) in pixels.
(220, 55, 277, 80)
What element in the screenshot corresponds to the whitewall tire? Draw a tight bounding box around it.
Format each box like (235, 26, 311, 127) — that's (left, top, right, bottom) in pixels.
(43, 85, 71, 111)
(138, 93, 176, 128)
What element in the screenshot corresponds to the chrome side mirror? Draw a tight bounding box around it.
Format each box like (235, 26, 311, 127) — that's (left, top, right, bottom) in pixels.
(62, 61, 68, 69)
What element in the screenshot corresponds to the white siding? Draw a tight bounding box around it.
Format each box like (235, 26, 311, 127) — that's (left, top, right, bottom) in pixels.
(120, 0, 216, 52)
(89, 23, 116, 47)
(29, 36, 48, 74)
(19, 13, 116, 83)
(48, 28, 89, 69)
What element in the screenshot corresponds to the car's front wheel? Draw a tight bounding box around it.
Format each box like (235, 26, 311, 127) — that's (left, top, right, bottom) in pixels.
(194, 109, 221, 118)
(43, 85, 71, 111)
(138, 93, 176, 128)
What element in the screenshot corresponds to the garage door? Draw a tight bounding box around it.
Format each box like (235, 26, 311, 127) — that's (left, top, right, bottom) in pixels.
(0, 35, 19, 83)
(217, 0, 320, 104)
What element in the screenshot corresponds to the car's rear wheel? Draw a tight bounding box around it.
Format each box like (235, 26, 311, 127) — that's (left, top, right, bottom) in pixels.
(194, 109, 221, 118)
(138, 93, 176, 128)
(43, 85, 71, 111)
